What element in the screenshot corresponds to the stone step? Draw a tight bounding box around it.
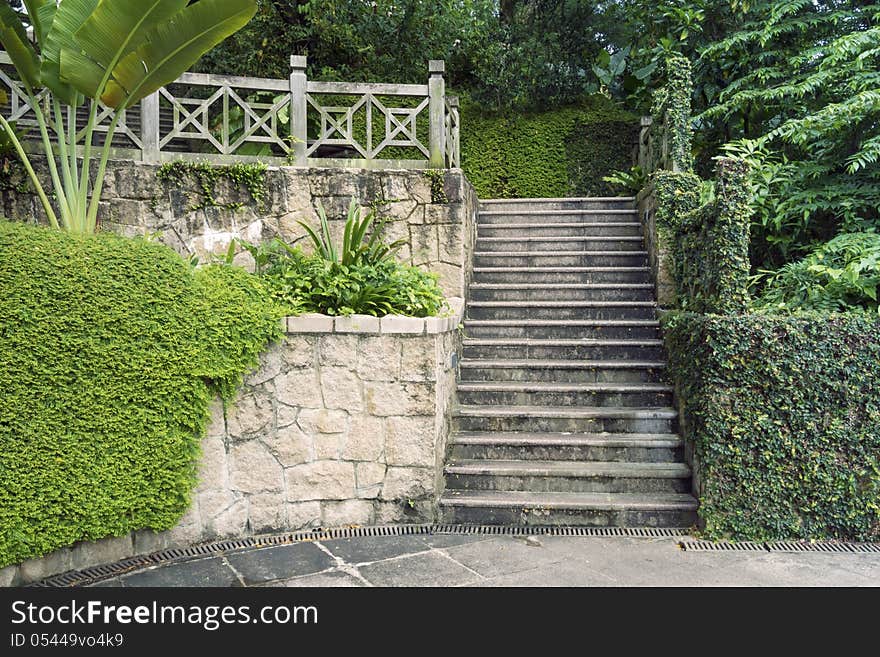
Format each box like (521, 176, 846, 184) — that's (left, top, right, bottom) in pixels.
(454, 405, 678, 434)
(479, 210, 637, 225)
(467, 301, 657, 321)
(462, 338, 666, 361)
(472, 266, 653, 285)
(468, 283, 655, 302)
(459, 359, 667, 384)
(479, 197, 636, 213)
(439, 490, 699, 527)
(464, 319, 660, 340)
(477, 222, 643, 238)
(475, 236, 645, 253)
(449, 431, 683, 462)
(473, 251, 648, 268)
(456, 382, 673, 407)
(444, 459, 691, 494)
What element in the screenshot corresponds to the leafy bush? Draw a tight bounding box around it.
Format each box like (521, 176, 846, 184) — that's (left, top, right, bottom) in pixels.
(755, 232, 880, 315)
(663, 311, 880, 541)
(460, 96, 639, 199)
(241, 201, 446, 318)
(0, 221, 281, 567)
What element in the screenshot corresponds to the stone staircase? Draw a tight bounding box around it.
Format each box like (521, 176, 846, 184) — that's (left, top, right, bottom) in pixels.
(439, 197, 699, 527)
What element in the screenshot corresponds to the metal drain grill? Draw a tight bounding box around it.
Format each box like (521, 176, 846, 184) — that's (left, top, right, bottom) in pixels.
(679, 540, 765, 552)
(680, 540, 880, 553)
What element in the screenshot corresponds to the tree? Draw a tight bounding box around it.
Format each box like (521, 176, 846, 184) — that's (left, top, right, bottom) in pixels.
(0, 0, 257, 234)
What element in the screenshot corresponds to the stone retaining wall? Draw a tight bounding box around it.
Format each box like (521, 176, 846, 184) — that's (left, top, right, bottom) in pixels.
(2, 301, 463, 586)
(1, 164, 478, 298)
(636, 184, 675, 307)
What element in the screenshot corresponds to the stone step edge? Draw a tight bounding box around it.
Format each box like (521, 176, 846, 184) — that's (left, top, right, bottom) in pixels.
(468, 301, 657, 308)
(451, 432, 682, 447)
(476, 236, 644, 242)
(459, 359, 666, 369)
(474, 251, 649, 257)
(469, 283, 653, 289)
(463, 338, 664, 347)
(480, 197, 636, 203)
(465, 320, 658, 326)
(477, 222, 642, 229)
(473, 266, 651, 272)
(479, 210, 637, 216)
(455, 405, 678, 419)
(457, 382, 673, 393)
(445, 460, 691, 478)
(439, 490, 699, 511)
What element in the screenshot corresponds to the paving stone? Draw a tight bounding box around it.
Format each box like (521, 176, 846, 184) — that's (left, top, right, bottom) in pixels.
(225, 543, 335, 585)
(358, 550, 480, 587)
(122, 558, 240, 587)
(277, 570, 364, 587)
(440, 537, 568, 578)
(321, 535, 432, 565)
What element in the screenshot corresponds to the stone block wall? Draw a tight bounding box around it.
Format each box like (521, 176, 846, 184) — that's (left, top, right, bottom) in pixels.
(1, 163, 478, 299)
(637, 184, 675, 307)
(2, 302, 464, 586)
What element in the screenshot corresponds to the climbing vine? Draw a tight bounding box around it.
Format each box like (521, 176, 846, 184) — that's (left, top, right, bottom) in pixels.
(157, 161, 268, 212)
(652, 55, 694, 173)
(423, 169, 448, 204)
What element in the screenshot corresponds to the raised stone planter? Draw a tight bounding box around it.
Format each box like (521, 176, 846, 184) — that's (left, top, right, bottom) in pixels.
(1, 301, 464, 586)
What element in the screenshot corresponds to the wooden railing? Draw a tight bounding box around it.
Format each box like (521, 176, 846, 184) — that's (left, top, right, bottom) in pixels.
(0, 53, 460, 169)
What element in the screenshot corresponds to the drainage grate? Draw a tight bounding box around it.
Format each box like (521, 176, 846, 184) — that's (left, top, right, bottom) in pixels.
(680, 539, 880, 553)
(765, 541, 880, 554)
(679, 540, 766, 552)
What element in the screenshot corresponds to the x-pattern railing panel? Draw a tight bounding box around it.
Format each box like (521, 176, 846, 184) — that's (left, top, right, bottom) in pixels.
(305, 90, 430, 160)
(1, 51, 459, 167)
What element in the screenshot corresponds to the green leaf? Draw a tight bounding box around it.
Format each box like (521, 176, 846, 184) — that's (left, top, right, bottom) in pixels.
(23, 0, 51, 47)
(40, 0, 98, 106)
(0, 3, 40, 89)
(110, 0, 257, 109)
(75, 0, 188, 69)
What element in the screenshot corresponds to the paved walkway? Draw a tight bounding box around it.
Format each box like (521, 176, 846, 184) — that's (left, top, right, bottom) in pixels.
(90, 534, 880, 587)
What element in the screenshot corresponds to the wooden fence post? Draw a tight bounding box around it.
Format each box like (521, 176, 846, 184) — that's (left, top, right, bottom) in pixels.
(140, 92, 160, 163)
(290, 55, 308, 166)
(428, 60, 446, 168)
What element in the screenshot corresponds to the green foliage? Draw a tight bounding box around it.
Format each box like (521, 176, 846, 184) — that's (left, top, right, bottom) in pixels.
(651, 55, 694, 173)
(297, 200, 404, 268)
(157, 160, 268, 212)
(602, 165, 647, 196)
(696, 2, 880, 267)
(460, 96, 639, 199)
(0, 220, 281, 567)
(755, 232, 880, 314)
(257, 248, 446, 319)
(424, 169, 449, 204)
(653, 159, 751, 313)
(663, 311, 880, 541)
(0, 0, 258, 233)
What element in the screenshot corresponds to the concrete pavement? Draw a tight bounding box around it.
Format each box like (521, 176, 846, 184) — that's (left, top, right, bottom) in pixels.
(86, 532, 880, 587)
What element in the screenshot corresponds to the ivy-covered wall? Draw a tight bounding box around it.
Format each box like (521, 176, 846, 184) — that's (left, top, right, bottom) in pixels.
(460, 96, 639, 199)
(652, 158, 751, 314)
(0, 221, 281, 569)
(663, 312, 880, 542)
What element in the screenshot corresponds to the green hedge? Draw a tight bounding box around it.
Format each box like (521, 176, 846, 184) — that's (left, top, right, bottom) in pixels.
(460, 96, 639, 199)
(0, 222, 281, 567)
(663, 311, 880, 541)
(653, 158, 751, 314)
